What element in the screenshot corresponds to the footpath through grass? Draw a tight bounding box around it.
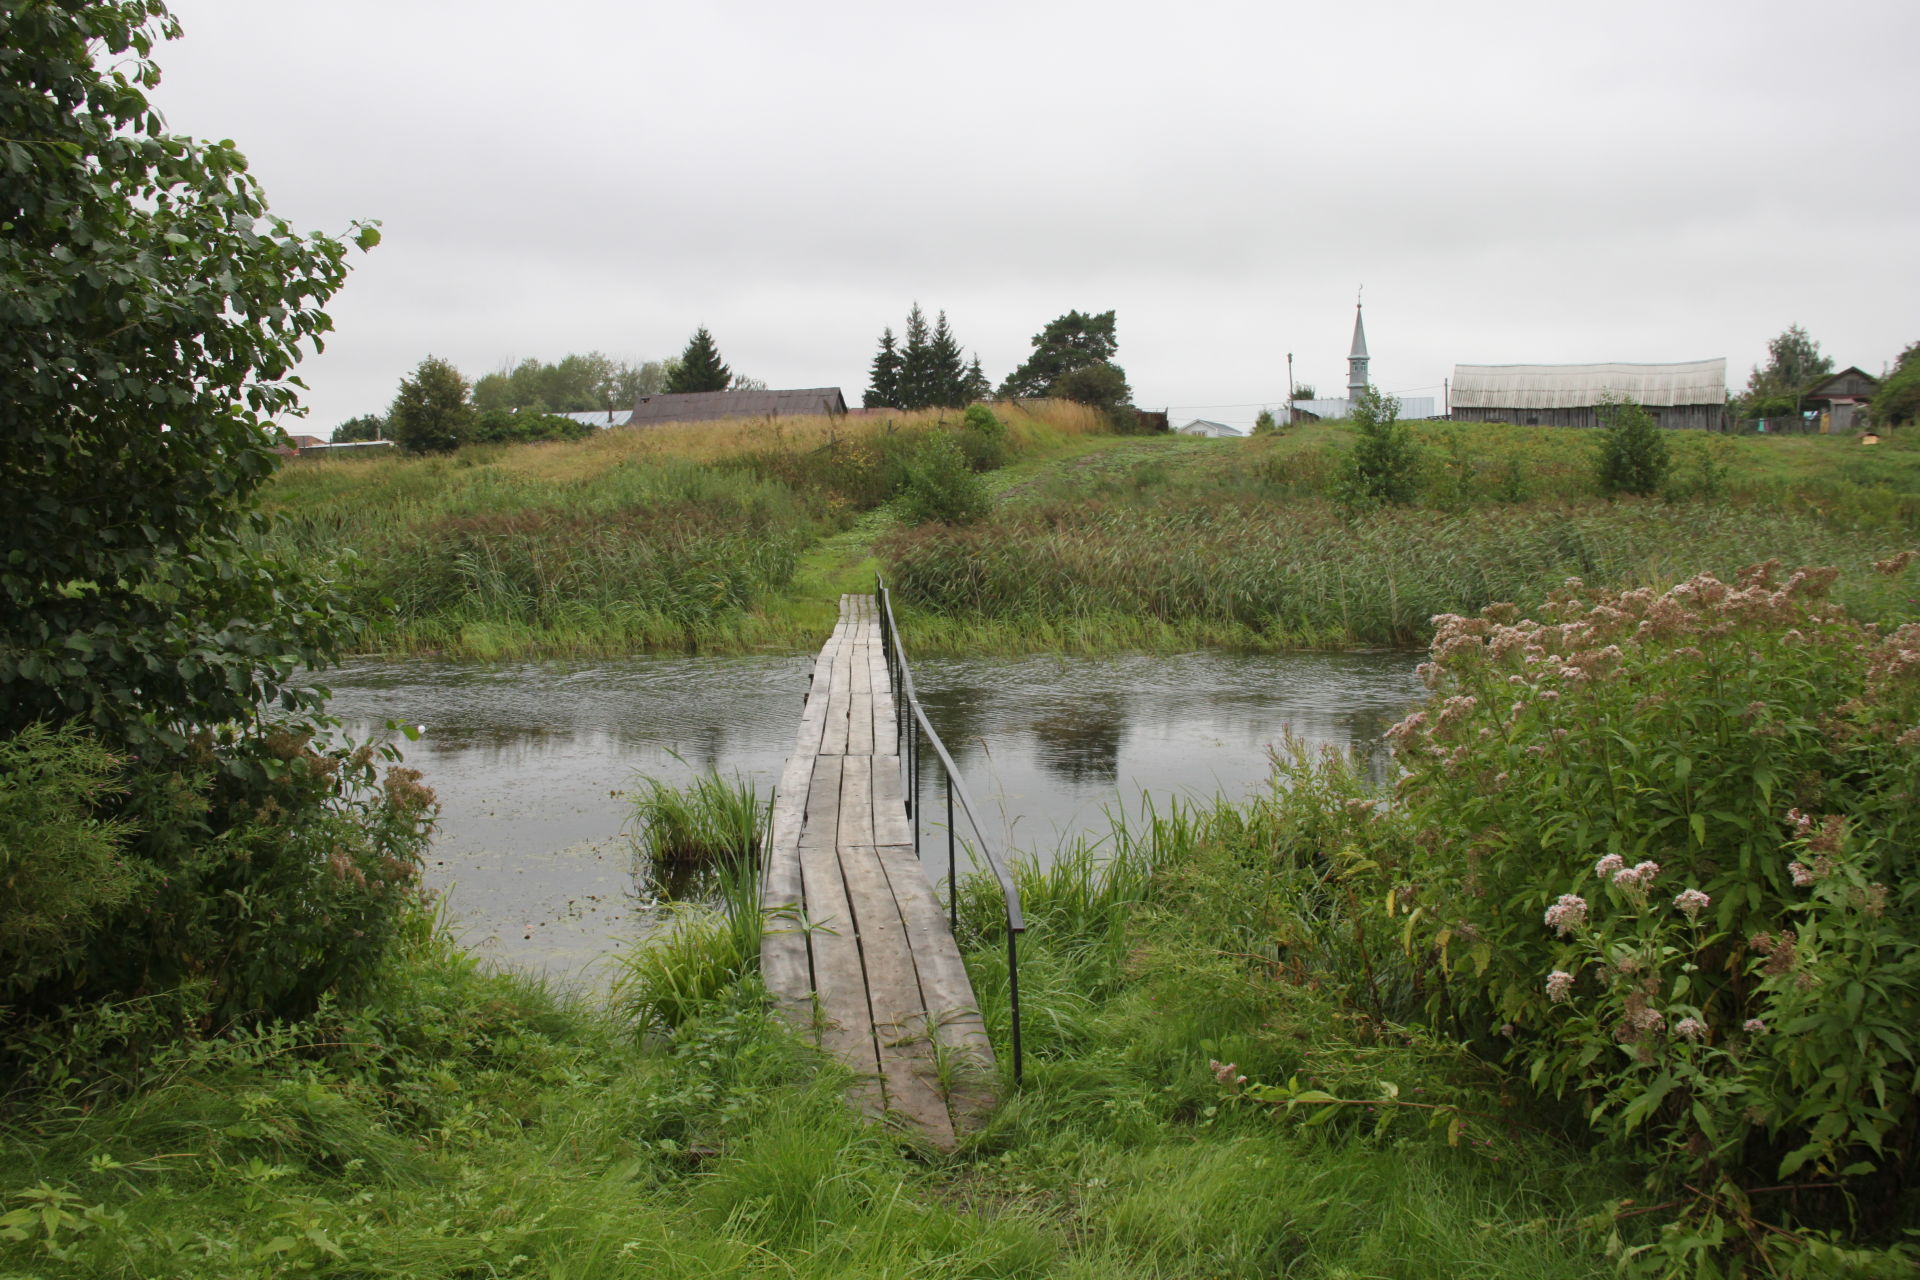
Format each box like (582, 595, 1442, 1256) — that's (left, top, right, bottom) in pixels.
(0, 794, 1629, 1280)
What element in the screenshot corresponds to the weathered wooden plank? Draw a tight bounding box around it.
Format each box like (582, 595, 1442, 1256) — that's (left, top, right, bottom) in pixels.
(819, 604, 856, 757)
(793, 616, 844, 754)
(838, 837, 958, 1149)
(869, 750, 915, 851)
(760, 749, 819, 1021)
(872, 840, 998, 1130)
(793, 756, 884, 1111)
(847, 692, 874, 756)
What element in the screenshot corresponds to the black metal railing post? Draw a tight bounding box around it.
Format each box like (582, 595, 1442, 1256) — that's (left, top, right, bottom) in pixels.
(873, 573, 1025, 1087)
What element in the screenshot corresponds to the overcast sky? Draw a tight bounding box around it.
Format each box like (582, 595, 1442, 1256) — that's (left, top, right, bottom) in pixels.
(149, 0, 1918, 434)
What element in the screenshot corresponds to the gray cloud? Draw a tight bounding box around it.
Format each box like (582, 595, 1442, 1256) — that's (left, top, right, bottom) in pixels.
(150, 0, 1920, 432)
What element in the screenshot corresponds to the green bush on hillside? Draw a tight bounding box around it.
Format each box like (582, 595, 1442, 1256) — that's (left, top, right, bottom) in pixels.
(896, 431, 991, 526)
(1333, 387, 1420, 506)
(1372, 559, 1920, 1268)
(1594, 396, 1671, 497)
(957, 404, 1012, 472)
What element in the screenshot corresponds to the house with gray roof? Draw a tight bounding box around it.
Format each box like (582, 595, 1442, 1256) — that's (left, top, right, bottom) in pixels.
(627, 387, 848, 427)
(1449, 359, 1727, 430)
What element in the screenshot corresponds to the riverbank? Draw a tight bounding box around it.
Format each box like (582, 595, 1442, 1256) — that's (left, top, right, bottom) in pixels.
(0, 791, 1632, 1280)
(264, 414, 1920, 659)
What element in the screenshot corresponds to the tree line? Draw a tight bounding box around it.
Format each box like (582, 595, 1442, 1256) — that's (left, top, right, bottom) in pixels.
(338, 327, 771, 449)
(863, 305, 1134, 420)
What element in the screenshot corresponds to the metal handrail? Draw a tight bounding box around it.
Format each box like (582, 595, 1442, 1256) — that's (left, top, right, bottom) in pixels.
(873, 574, 1025, 1085)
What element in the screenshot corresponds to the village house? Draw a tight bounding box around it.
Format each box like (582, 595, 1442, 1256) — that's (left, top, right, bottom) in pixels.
(1801, 367, 1880, 434)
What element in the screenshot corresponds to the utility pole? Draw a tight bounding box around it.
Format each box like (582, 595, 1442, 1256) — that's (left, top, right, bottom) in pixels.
(1286, 352, 1294, 426)
(1443, 377, 1450, 419)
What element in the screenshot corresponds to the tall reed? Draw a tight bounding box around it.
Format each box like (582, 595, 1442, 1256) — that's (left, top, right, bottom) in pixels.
(882, 494, 1919, 648)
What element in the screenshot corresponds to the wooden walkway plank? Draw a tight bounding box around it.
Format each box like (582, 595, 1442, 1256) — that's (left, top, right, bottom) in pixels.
(759, 594, 998, 1147)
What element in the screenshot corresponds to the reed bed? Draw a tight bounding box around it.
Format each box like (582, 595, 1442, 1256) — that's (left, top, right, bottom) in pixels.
(262, 401, 1105, 656)
(882, 494, 1920, 648)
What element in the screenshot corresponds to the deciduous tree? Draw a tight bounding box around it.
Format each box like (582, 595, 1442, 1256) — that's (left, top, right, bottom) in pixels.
(390, 355, 472, 453)
(0, 0, 378, 748)
(1741, 323, 1834, 415)
(1870, 341, 1920, 428)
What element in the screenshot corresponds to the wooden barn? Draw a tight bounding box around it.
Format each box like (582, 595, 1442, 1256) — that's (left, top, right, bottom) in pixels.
(1450, 359, 1728, 430)
(627, 387, 847, 427)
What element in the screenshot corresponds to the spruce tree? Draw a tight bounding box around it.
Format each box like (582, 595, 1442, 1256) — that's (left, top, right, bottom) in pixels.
(928, 311, 968, 408)
(664, 327, 732, 393)
(864, 327, 902, 408)
(961, 354, 991, 404)
(899, 304, 933, 410)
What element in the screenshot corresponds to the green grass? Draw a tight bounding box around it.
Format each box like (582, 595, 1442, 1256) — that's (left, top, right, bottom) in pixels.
(264, 415, 1920, 659)
(880, 423, 1920, 650)
(0, 790, 1639, 1280)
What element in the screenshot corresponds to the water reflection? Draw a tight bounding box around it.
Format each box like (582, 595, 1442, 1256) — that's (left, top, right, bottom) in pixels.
(322, 649, 1424, 986)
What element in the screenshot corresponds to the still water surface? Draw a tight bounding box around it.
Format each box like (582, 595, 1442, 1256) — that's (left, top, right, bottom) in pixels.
(324, 651, 1423, 985)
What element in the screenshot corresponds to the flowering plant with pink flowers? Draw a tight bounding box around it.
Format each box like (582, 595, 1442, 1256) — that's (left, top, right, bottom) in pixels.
(1368, 560, 1920, 1261)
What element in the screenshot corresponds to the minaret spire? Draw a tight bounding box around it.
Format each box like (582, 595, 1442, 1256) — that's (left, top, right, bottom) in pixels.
(1347, 293, 1370, 403)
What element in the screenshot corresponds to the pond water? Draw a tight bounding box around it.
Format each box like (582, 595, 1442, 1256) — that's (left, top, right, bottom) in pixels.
(323, 650, 1424, 985)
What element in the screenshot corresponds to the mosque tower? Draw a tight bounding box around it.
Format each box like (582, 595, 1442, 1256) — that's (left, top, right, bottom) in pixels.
(1346, 301, 1370, 403)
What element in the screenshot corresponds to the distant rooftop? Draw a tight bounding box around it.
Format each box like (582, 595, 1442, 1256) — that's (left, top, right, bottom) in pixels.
(628, 387, 847, 426)
(1451, 360, 1727, 409)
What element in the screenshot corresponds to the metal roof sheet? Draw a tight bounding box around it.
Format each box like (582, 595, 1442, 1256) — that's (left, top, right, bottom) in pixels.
(628, 388, 848, 425)
(1450, 360, 1726, 409)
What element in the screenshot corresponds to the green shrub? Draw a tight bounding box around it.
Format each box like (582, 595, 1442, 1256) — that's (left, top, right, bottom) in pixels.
(957, 405, 1011, 472)
(463, 407, 594, 446)
(895, 431, 991, 525)
(0, 726, 436, 1091)
(1334, 387, 1420, 506)
(1595, 396, 1671, 497)
(0, 725, 136, 994)
(1387, 558, 1920, 1261)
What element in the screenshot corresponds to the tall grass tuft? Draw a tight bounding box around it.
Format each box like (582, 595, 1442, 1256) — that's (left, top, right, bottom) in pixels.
(625, 769, 763, 866)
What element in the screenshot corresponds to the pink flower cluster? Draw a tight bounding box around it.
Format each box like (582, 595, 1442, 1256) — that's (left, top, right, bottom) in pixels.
(1672, 888, 1711, 920)
(1545, 969, 1575, 1002)
(1210, 1059, 1247, 1087)
(1674, 1017, 1708, 1043)
(1543, 893, 1587, 936)
(1612, 860, 1660, 891)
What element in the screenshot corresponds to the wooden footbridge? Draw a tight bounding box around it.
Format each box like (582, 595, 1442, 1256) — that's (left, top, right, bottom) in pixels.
(760, 587, 1023, 1149)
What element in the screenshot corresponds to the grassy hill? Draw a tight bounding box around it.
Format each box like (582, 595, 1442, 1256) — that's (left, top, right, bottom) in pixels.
(264, 412, 1920, 658)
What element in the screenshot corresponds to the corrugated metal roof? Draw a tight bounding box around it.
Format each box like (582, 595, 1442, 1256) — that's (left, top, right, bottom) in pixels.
(1177, 419, 1244, 437)
(1450, 360, 1726, 409)
(560, 410, 633, 428)
(628, 388, 847, 426)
